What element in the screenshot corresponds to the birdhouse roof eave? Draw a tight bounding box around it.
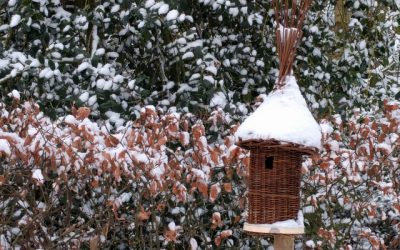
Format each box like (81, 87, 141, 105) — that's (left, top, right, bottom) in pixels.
(236, 138, 319, 156)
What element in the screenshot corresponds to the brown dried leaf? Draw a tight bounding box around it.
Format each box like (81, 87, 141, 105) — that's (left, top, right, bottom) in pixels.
(90, 235, 99, 250)
(210, 148, 219, 164)
(76, 107, 91, 120)
(209, 184, 220, 202)
(320, 161, 330, 170)
(164, 228, 177, 242)
(223, 183, 232, 193)
(91, 179, 99, 188)
(0, 175, 5, 185)
(197, 181, 208, 198)
(155, 136, 167, 148)
(105, 135, 119, 147)
(137, 207, 151, 222)
(211, 212, 223, 229)
(113, 165, 121, 182)
(149, 181, 158, 196)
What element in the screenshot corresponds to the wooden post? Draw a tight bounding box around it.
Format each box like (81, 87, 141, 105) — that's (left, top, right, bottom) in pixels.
(274, 235, 294, 250)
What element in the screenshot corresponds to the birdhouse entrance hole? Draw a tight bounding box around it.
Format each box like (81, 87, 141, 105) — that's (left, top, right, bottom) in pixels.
(265, 156, 274, 170)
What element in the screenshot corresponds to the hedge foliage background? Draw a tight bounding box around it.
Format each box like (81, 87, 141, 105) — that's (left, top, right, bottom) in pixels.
(0, 0, 400, 249)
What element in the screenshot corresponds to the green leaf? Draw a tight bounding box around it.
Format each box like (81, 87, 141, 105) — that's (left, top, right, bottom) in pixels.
(48, 60, 55, 70)
(38, 54, 45, 64)
(243, 93, 253, 103)
(91, 56, 99, 67)
(395, 91, 400, 100)
(99, 100, 123, 113)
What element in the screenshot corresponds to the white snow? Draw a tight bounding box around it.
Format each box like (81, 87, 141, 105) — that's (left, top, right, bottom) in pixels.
(359, 40, 367, 50)
(0, 234, 10, 249)
(79, 92, 89, 102)
(168, 221, 176, 231)
(74, 15, 88, 30)
(190, 238, 198, 250)
(145, 0, 155, 8)
(64, 115, 78, 125)
(377, 143, 392, 154)
(210, 92, 227, 109)
(267, 219, 299, 228)
(10, 14, 21, 28)
(96, 79, 106, 89)
(32, 169, 44, 184)
(203, 75, 215, 84)
(236, 75, 322, 150)
(158, 3, 169, 15)
(306, 240, 316, 248)
(151, 165, 165, 180)
(180, 132, 190, 145)
(77, 62, 90, 72)
(0, 139, 11, 155)
(103, 80, 113, 90)
(320, 122, 333, 135)
(106, 52, 119, 58)
(111, 4, 120, 13)
(0, 24, 9, 32)
(150, 2, 162, 10)
(309, 25, 319, 33)
(178, 14, 186, 22)
(8, 89, 20, 100)
(115, 192, 132, 207)
(229, 7, 239, 17)
(205, 65, 218, 75)
(297, 210, 304, 225)
(88, 95, 97, 106)
(313, 48, 321, 57)
(262, 210, 304, 228)
(8, 0, 16, 6)
(128, 80, 136, 89)
(91, 26, 99, 57)
(182, 52, 194, 60)
(166, 10, 179, 21)
(95, 48, 105, 56)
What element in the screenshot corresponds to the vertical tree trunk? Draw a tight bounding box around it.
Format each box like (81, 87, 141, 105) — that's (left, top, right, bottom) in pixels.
(335, 0, 350, 32)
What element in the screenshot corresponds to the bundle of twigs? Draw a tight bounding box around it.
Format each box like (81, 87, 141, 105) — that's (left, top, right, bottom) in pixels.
(273, 0, 312, 87)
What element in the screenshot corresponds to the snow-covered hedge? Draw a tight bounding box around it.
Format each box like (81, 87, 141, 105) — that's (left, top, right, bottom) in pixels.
(1, 1, 400, 248)
(303, 100, 400, 249)
(0, 98, 399, 249)
(0, 100, 251, 249)
(1, 0, 399, 123)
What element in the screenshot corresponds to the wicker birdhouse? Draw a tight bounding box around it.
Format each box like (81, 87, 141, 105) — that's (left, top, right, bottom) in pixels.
(236, 0, 321, 235)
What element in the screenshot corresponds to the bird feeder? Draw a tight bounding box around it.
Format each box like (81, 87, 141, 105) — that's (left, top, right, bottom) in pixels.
(236, 0, 321, 236)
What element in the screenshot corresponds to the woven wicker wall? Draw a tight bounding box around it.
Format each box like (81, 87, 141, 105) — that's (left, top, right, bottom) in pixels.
(247, 147, 303, 224)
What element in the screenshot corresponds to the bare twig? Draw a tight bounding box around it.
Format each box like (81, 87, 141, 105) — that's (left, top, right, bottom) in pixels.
(272, 0, 312, 87)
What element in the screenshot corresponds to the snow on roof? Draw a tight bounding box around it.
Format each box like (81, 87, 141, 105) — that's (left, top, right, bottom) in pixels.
(236, 75, 322, 150)
(243, 210, 305, 234)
